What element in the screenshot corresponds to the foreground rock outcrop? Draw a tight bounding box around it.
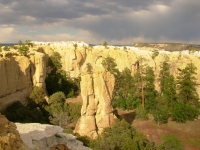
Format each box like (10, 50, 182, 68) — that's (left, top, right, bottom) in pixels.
(16, 123, 91, 150)
(0, 115, 30, 150)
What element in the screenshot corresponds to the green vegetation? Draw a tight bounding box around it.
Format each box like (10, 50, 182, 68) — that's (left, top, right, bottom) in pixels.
(29, 86, 46, 106)
(3, 87, 81, 128)
(46, 92, 68, 127)
(73, 43, 78, 50)
(158, 134, 184, 150)
(102, 57, 119, 76)
(18, 44, 29, 56)
(3, 100, 49, 123)
(103, 41, 108, 48)
(135, 105, 149, 120)
(86, 63, 93, 73)
(3, 46, 10, 51)
(177, 63, 199, 106)
(111, 56, 199, 123)
(45, 52, 79, 97)
(90, 119, 155, 150)
(45, 92, 81, 127)
(171, 103, 199, 123)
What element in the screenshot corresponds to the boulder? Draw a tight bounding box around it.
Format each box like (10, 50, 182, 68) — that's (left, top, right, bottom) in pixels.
(16, 123, 91, 150)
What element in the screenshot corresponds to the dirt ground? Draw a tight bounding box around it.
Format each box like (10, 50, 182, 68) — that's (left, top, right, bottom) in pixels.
(117, 108, 200, 150)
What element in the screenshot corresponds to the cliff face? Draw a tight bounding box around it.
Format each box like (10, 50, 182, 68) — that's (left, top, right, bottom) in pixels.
(0, 51, 47, 110)
(74, 53, 115, 138)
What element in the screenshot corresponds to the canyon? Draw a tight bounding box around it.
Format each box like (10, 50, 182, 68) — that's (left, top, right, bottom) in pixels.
(1, 41, 200, 139)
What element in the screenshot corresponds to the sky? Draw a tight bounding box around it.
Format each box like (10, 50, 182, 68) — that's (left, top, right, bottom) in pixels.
(0, 0, 200, 44)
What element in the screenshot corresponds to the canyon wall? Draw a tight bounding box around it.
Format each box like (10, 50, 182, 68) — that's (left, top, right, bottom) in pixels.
(0, 51, 47, 110)
(1, 41, 200, 138)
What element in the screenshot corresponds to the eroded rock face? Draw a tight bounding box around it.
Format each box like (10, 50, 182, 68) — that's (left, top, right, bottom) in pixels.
(0, 115, 30, 150)
(74, 53, 115, 139)
(0, 51, 47, 110)
(16, 123, 91, 150)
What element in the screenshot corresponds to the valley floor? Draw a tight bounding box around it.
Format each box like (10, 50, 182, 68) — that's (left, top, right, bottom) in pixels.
(117, 108, 200, 150)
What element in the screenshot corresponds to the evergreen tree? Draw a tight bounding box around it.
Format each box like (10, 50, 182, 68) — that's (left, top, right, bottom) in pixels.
(18, 44, 29, 56)
(113, 68, 135, 110)
(144, 66, 158, 112)
(46, 92, 69, 127)
(159, 61, 177, 107)
(102, 57, 119, 76)
(45, 52, 78, 96)
(176, 63, 199, 106)
(90, 119, 155, 150)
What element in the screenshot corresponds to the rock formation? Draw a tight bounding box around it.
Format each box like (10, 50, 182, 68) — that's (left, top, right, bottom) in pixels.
(74, 52, 115, 138)
(0, 51, 47, 110)
(1, 41, 200, 139)
(15, 123, 91, 150)
(0, 115, 30, 150)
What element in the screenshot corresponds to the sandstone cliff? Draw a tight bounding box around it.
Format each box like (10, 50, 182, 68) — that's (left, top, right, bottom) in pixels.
(0, 51, 47, 110)
(74, 53, 115, 138)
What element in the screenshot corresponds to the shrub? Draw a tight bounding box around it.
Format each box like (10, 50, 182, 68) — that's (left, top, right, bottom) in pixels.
(158, 134, 184, 150)
(153, 106, 169, 125)
(18, 44, 29, 56)
(63, 128, 74, 134)
(171, 103, 199, 123)
(3, 46, 10, 51)
(90, 119, 155, 150)
(3, 101, 49, 123)
(29, 86, 46, 106)
(65, 102, 82, 123)
(46, 92, 69, 127)
(135, 105, 149, 120)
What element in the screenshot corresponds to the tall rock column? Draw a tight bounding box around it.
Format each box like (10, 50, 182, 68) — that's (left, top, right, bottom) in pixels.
(74, 71, 115, 139)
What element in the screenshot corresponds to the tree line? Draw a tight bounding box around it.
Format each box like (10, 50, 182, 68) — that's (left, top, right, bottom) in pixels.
(102, 56, 200, 124)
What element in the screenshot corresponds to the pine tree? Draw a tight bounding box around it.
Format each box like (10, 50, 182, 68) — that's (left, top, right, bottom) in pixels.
(144, 66, 158, 112)
(176, 63, 199, 106)
(159, 61, 177, 107)
(113, 68, 135, 109)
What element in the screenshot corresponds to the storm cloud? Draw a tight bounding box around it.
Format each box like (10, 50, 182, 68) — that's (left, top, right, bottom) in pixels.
(0, 0, 199, 44)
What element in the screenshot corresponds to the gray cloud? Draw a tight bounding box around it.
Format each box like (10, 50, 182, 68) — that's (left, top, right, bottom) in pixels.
(0, 0, 199, 44)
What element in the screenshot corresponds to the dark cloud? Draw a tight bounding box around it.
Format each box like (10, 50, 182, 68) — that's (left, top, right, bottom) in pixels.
(0, 0, 199, 44)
